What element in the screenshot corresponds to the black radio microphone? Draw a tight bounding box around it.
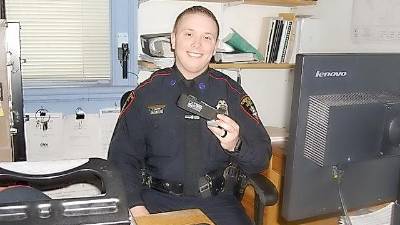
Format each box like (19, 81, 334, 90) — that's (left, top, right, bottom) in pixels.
(176, 94, 218, 121)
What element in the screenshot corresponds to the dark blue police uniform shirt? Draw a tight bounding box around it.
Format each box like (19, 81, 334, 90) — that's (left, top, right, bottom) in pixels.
(108, 66, 272, 208)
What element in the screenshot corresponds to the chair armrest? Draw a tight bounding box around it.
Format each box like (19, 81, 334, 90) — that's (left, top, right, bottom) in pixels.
(247, 173, 278, 206)
(245, 173, 278, 225)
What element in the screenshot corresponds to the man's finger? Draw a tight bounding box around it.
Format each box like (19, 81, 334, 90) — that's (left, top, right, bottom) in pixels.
(217, 114, 239, 130)
(208, 126, 227, 139)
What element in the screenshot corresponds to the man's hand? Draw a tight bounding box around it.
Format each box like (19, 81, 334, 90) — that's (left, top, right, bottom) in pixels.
(130, 205, 150, 218)
(207, 114, 240, 152)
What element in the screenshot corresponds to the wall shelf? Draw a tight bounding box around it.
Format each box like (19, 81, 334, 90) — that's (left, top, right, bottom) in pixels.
(210, 62, 294, 69)
(181, 0, 317, 7)
(138, 60, 295, 71)
(140, 0, 317, 7)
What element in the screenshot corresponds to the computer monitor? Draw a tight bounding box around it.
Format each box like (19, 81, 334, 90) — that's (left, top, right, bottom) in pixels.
(281, 53, 400, 221)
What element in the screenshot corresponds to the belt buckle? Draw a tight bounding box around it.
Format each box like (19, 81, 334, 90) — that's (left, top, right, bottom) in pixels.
(165, 182, 183, 196)
(223, 164, 239, 180)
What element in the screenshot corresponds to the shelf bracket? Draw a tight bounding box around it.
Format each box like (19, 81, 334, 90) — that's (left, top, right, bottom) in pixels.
(236, 68, 242, 85)
(223, 0, 244, 8)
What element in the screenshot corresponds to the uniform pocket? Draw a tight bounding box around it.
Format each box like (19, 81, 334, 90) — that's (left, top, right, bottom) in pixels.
(147, 115, 180, 157)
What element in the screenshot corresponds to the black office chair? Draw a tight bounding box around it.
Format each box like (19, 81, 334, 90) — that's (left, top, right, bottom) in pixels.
(120, 90, 279, 225)
(0, 158, 130, 225)
(244, 173, 278, 225)
(120, 90, 132, 110)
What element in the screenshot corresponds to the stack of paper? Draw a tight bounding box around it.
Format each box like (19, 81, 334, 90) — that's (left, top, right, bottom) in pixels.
(140, 54, 174, 69)
(338, 202, 394, 225)
(214, 52, 256, 63)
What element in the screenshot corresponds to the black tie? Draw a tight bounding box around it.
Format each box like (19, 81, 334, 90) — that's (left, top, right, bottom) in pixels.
(182, 79, 203, 196)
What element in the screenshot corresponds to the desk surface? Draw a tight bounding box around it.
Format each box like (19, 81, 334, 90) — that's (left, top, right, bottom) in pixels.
(134, 209, 215, 225)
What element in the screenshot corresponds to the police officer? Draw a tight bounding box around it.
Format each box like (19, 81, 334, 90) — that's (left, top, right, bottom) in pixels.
(108, 6, 272, 225)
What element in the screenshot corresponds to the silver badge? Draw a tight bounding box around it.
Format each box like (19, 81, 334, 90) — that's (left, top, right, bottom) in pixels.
(216, 100, 228, 115)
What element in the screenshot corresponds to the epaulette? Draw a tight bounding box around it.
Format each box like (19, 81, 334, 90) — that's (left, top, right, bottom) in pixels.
(208, 69, 242, 96)
(120, 69, 172, 118)
(137, 68, 172, 90)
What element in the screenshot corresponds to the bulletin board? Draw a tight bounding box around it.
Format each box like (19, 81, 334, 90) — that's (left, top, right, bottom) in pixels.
(351, 0, 400, 42)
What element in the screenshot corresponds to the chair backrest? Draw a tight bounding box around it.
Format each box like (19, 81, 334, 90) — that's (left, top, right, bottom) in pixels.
(120, 91, 132, 110)
(0, 158, 130, 225)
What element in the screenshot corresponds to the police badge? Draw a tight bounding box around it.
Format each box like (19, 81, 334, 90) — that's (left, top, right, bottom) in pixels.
(206, 99, 228, 128)
(216, 100, 228, 115)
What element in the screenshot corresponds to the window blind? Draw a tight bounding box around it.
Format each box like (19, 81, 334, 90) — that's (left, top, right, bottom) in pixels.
(5, 0, 110, 83)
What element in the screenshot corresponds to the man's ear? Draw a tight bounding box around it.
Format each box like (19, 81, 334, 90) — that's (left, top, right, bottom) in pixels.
(213, 39, 219, 55)
(171, 32, 176, 50)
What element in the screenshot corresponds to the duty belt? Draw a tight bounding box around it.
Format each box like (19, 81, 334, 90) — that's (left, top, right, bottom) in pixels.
(150, 177, 184, 196)
(142, 170, 226, 198)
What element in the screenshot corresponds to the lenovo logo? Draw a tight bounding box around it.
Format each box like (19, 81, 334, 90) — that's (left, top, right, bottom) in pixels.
(315, 70, 347, 78)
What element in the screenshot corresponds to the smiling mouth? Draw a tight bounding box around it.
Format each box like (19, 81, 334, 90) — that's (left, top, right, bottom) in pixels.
(187, 51, 203, 58)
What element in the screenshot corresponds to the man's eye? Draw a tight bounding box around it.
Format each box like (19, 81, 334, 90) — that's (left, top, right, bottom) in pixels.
(185, 33, 192, 37)
(204, 35, 215, 42)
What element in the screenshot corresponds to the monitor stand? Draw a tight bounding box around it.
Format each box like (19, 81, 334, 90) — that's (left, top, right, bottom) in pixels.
(392, 201, 399, 225)
(391, 171, 400, 225)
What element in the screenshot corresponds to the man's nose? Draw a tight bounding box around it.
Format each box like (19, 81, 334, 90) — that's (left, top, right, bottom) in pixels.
(191, 37, 201, 48)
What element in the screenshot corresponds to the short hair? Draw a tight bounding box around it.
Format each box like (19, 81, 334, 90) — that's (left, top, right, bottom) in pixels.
(173, 6, 219, 39)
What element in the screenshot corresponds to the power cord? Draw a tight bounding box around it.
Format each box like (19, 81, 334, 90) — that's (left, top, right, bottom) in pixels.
(332, 165, 353, 225)
(127, 71, 139, 79)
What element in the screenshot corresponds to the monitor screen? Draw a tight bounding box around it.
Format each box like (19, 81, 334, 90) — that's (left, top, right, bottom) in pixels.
(281, 53, 400, 221)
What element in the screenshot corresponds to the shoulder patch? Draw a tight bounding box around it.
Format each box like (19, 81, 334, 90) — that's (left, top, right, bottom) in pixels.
(240, 95, 260, 123)
(120, 91, 136, 116)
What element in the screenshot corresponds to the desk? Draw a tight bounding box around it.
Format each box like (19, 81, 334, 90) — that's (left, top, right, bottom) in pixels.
(135, 209, 215, 225)
(241, 143, 392, 225)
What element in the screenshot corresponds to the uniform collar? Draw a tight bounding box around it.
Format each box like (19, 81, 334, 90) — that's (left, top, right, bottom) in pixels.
(171, 65, 210, 88)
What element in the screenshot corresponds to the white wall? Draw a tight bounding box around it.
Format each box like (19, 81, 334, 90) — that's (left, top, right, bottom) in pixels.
(296, 0, 400, 53)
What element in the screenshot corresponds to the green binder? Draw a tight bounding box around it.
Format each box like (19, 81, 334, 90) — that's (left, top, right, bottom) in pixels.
(223, 28, 263, 61)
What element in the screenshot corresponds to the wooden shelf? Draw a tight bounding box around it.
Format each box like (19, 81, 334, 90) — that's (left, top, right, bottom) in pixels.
(138, 60, 295, 71)
(181, 0, 317, 7)
(210, 62, 294, 69)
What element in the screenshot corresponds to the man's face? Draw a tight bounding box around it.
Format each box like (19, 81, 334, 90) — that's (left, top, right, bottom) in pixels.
(171, 13, 218, 79)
